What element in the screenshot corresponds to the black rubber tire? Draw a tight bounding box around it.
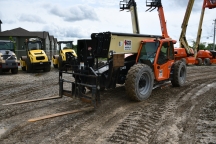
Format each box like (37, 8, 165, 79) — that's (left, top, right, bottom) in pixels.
(203, 58, 211, 66)
(58, 56, 63, 70)
(4, 69, 10, 72)
(0, 68, 2, 74)
(171, 61, 187, 87)
(181, 58, 187, 64)
(11, 68, 18, 74)
(53, 64, 58, 68)
(196, 58, 202, 66)
(21, 66, 26, 71)
(125, 64, 154, 101)
(26, 58, 32, 73)
(43, 65, 51, 72)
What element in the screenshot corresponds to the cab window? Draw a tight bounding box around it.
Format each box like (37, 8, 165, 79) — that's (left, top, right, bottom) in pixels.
(138, 41, 159, 63)
(157, 42, 168, 65)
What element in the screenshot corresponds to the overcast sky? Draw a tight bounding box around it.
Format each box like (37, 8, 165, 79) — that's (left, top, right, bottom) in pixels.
(0, 0, 215, 46)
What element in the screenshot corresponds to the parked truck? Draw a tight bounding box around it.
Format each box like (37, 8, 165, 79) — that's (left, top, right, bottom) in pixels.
(0, 40, 19, 74)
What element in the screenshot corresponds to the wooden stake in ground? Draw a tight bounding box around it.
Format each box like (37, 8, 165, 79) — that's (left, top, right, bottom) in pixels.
(28, 107, 94, 122)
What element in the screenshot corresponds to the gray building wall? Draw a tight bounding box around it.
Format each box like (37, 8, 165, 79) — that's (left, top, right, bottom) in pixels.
(44, 35, 50, 59)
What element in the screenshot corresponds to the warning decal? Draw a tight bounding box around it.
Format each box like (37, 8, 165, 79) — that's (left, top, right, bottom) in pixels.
(159, 70, 163, 78)
(124, 40, 132, 50)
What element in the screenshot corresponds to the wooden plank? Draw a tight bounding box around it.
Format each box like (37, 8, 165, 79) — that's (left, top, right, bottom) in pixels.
(2, 96, 61, 106)
(28, 107, 94, 122)
(113, 54, 125, 67)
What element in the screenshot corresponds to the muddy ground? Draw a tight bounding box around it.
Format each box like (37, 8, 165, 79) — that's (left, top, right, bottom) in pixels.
(0, 65, 216, 144)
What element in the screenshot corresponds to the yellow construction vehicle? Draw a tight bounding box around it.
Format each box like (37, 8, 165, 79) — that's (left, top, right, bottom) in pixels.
(20, 38, 51, 73)
(52, 41, 77, 69)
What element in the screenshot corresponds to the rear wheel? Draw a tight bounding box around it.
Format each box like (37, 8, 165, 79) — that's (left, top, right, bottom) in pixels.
(11, 68, 18, 74)
(58, 56, 63, 70)
(196, 58, 202, 66)
(26, 58, 32, 73)
(21, 66, 26, 71)
(53, 64, 58, 68)
(125, 64, 154, 101)
(171, 61, 187, 87)
(203, 58, 211, 66)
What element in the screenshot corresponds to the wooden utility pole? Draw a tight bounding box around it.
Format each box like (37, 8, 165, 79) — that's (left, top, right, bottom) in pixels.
(213, 19, 216, 50)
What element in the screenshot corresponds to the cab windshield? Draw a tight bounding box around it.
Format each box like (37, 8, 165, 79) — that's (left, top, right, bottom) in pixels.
(138, 41, 159, 63)
(28, 41, 42, 50)
(59, 42, 73, 50)
(0, 41, 14, 50)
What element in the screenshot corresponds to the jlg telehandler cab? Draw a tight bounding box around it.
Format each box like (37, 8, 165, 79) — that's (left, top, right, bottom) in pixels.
(52, 41, 77, 70)
(20, 38, 51, 73)
(59, 0, 187, 107)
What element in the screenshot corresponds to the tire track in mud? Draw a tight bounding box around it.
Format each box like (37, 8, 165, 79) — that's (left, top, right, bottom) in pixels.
(0, 66, 216, 143)
(195, 96, 216, 144)
(46, 67, 216, 144)
(107, 88, 168, 144)
(150, 78, 216, 143)
(0, 71, 61, 101)
(0, 71, 64, 121)
(107, 74, 216, 143)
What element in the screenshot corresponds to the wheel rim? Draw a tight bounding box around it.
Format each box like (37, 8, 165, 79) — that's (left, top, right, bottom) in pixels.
(138, 72, 151, 96)
(179, 66, 186, 82)
(204, 59, 206, 65)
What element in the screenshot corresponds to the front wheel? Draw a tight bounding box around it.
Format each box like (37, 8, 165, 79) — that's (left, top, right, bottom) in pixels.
(44, 65, 51, 72)
(196, 58, 202, 66)
(125, 64, 154, 101)
(203, 58, 211, 66)
(26, 58, 32, 73)
(171, 61, 187, 87)
(53, 64, 58, 68)
(11, 68, 18, 74)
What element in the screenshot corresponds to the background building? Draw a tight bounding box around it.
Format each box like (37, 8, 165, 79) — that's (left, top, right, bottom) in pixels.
(0, 27, 58, 59)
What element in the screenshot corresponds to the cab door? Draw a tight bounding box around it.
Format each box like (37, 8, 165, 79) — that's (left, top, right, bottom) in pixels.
(154, 41, 174, 81)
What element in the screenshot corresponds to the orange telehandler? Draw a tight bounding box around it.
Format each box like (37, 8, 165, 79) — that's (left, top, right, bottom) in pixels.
(58, 0, 186, 106)
(195, 0, 216, 65)
(174, 0, 216, 65)
(2, 0, 187, 122)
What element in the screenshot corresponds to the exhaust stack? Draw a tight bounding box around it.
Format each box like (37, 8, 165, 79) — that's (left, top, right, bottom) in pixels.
(0, 20, 2, 32)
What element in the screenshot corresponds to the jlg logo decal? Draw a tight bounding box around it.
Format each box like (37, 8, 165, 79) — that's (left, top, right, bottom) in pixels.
(124, 40, 132, 50)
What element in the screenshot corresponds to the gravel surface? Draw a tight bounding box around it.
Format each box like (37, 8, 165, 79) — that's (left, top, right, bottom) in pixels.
(0, 65, 216, 144)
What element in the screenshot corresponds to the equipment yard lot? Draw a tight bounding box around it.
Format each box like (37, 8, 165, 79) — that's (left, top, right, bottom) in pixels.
(0, 66, 216, 144)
